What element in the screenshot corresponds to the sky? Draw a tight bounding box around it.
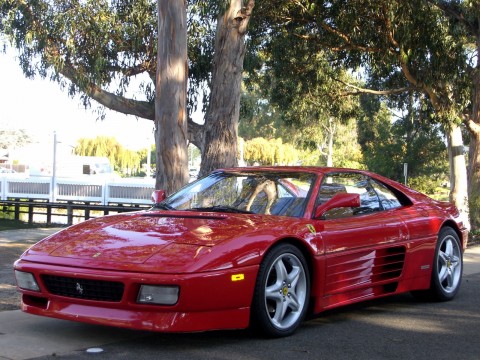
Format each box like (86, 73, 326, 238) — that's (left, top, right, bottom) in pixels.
(0, 48, 155, 151)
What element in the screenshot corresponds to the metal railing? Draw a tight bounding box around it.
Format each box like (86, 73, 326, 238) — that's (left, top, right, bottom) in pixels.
(0, 175, 155, 205)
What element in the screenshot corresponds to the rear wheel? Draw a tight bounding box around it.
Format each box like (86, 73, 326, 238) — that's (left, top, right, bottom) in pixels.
(412, 227, 463, 301)
(251, 244, 310, 337)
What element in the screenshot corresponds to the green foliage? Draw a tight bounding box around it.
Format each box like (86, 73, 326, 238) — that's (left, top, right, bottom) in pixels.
(239, 83, 285, 140)
(408, 175, 443, 196)
(254, 0, 470, 118)
(265, 45, 359, 149)
(136, 143, 156, 174)
(243, 138, 299, 166)
(1, 0, 154, 95)
(251, 0, 473, 205)
(242, 5, 369, 169)
(74, 136, 142, 176)
(332, 120, 365, 169)
(469, 189, 480, 231)
(357, 94, 448, 182)
(0, 219, 51, 230)
(239, 74, 364, 168)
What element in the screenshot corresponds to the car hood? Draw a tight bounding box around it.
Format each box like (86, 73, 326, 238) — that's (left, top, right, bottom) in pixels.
(22, 210, 301, 272)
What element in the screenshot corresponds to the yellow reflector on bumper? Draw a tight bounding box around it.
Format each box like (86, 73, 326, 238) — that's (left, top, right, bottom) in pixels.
(231, 274, 244, 281)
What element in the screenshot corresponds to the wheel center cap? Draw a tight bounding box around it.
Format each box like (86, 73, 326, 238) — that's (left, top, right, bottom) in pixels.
(282, 286, 289, 296)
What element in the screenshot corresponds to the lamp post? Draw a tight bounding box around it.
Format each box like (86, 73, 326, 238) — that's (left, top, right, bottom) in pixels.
(50, 131, 57, 202)
(146, 146, 151, 178)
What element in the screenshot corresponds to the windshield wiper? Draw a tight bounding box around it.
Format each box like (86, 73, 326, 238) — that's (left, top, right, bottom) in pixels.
(152, 203, 175, 210)
(189, 206, 254, 214)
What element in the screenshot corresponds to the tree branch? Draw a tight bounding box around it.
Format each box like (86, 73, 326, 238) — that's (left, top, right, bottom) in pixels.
(63, 62, 207, 146)
(61, 64, 155, 120)
(187, 118, 205, 151)
(465, 116, 480, 136)
(292, 32, 382, 52)
(235, 0, 255, 35)
(336, 78, 417, 96)
(107, 61, 155, 78)
(318, 21, 381, 53)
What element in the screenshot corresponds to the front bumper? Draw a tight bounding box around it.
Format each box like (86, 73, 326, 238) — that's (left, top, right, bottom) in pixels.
(14, 260, 258, 332)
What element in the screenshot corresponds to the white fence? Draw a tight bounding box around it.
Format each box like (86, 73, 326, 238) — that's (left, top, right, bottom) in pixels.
(0, 175, 156, 205)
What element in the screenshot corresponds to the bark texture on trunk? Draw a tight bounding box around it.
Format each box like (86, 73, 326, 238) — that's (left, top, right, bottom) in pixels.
(448, 124, 470, 230)
(199, 0, 255, 177)
(155, 0, 189, 193)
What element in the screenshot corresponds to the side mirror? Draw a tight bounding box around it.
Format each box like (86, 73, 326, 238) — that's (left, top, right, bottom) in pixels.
(151, 190, 166, 204)
(314, 193, 360, 219)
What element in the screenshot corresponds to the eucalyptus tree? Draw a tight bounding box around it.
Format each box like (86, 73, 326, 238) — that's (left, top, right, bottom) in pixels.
(0, 0, 255, 191)
(254, 0, 472, 228)
(429, 0, 480, 229)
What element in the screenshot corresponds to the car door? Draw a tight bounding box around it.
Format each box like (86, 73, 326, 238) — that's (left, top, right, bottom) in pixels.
(314, 172, 408, 308)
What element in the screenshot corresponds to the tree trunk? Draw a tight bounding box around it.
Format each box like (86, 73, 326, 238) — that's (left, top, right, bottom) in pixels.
(326, 118, 335, 167)
(326, 132, 334, 167)
(467, 56, 480, 230)
(198, 0, 255, 177)
(154, 0, 189, 193)
(447, 124, 470, 230)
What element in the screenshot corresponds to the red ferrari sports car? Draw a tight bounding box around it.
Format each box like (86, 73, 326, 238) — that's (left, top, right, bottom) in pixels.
(14, 167, 468, 337)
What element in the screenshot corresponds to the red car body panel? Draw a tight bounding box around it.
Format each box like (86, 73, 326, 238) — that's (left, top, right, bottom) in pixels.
(13, 167, 468, 332)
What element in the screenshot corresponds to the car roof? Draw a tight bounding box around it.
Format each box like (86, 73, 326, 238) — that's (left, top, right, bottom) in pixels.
(218, 166, 375, 176)
(215, 166, 430, 204)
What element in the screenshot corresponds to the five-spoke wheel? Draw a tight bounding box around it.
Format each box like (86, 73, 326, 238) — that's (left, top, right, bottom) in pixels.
(434, 227, 463, 299)
(251, 243, 310, 337)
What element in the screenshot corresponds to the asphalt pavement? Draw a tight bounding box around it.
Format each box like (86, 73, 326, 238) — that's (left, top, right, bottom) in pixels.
(1, 229, 480, 360)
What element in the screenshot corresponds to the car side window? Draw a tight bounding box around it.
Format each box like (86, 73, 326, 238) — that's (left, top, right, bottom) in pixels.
(370, 180, 402, 210)
(316, 173, 382, 219)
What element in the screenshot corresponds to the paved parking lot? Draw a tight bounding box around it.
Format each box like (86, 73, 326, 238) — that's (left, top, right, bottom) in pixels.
(1, 229, 480, 360)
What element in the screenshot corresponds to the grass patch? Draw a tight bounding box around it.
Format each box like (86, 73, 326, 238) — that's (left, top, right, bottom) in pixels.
(0, 219, 60, 231)
(429, 186, 450, 202)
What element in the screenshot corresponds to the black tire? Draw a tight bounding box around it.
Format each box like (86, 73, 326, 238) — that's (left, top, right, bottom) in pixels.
(250, 243, 310, 337)
(412, 227, 463, 301)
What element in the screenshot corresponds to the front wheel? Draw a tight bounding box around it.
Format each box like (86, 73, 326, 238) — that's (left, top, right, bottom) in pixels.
(412, 227, 463, 301)
(250, 244, 310, 337)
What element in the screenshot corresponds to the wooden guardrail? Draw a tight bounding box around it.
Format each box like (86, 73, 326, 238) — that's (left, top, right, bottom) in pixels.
(0, 198, 151, 226)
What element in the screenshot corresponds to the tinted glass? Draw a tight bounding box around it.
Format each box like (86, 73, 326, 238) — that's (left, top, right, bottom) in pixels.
(316, 172, 381, 219)
(371, 180, 402, 210)
(160, 171, 316, 218)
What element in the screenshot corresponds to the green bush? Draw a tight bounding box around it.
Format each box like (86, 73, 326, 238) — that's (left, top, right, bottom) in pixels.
(408, 175, 442, 195)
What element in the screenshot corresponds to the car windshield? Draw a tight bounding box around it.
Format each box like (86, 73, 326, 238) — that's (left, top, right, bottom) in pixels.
(158, 170, 316, 218)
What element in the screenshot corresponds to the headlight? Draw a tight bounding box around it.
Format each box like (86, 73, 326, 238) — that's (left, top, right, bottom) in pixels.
(137, 285, 179, 305)
(15, 271, 40, 291)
